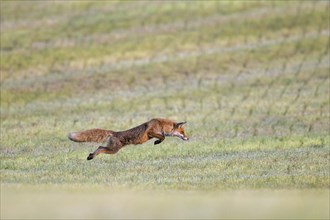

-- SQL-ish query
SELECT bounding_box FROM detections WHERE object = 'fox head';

[172,121,189,141]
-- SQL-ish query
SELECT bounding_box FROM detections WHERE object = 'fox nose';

[184,137,189,141]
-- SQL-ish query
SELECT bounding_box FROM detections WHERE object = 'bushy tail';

[68,129,113,143]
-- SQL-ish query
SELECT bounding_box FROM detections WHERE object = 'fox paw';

[154,140,161,145]
[87,153,94,160]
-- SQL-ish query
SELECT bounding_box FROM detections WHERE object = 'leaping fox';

[68,118,189,160]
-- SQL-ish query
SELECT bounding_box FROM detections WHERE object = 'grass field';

[1,1,329,219]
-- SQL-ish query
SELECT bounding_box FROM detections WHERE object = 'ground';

[1,1,329,219]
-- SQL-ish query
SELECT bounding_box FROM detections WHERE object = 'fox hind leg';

[87,146,119,160]
[87,136,122,160]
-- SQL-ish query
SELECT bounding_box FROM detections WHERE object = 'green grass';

[1,1,329,219]
[1,185,329,219]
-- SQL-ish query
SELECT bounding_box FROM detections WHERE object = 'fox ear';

[175,121,187,128]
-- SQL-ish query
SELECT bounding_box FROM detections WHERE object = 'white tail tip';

[68,132,77,141]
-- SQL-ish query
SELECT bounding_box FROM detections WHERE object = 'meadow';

[1,1,329,219]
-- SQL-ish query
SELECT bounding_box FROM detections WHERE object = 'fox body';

[68,118,189,160]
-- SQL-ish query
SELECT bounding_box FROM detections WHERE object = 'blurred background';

[1,1,329,219]
[1,1,329,139]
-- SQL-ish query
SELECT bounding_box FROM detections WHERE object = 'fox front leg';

[150,132,165,145]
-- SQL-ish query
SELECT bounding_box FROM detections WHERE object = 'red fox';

[68,118,189,160]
